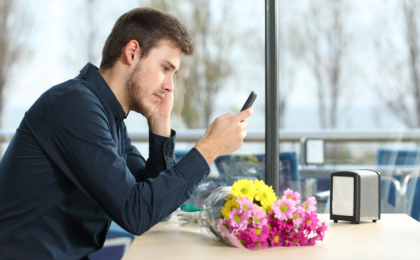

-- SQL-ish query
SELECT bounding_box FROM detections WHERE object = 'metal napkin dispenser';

[330,170,381,224]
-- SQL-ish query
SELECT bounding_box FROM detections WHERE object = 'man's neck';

[99,66,130,116]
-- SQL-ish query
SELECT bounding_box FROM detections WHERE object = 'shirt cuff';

[148,129,176,167]
[174,148,210,190]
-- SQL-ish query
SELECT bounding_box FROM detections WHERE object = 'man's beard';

[126,63,154,116]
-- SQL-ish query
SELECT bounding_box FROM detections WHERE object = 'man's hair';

[100,7,194,69]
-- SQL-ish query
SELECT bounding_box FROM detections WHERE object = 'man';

[0,7,252,260]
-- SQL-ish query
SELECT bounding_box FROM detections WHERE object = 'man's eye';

[163,66,169,72]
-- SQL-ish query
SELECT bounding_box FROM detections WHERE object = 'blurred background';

[4,0,420,257]
[2,0,420,212]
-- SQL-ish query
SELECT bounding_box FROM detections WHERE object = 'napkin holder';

[330,170,381,224]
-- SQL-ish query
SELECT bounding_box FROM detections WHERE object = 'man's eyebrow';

[163,59,178,74]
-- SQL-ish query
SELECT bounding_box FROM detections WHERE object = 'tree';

[373,0,420,128]
[302,0,352,129]
[0,0,29,128]
[140,0,237,128]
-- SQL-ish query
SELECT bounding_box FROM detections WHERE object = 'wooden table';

[122,214,420,260]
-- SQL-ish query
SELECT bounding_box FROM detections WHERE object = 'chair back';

[377,149,420,220]
[378,149,420,166]
[89,222,134,260]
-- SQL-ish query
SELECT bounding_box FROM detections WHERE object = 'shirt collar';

[78,63,126,122]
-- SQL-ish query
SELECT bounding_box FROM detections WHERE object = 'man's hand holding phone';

[195,91,256,165]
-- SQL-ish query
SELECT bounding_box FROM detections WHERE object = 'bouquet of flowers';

[168,179,327,249]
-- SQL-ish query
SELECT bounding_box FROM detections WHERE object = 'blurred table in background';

[299,164,420,179]
[299,164,420,207]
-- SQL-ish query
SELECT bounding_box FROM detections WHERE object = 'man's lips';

[154,94,163,101]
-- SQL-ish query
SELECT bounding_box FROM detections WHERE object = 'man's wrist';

[148,117,171,137]
[194,140,219,165]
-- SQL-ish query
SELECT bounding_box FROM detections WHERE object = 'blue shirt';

[0,63,210,259]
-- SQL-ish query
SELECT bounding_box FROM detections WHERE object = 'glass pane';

[280,0,420,218]
[1,0,265,209]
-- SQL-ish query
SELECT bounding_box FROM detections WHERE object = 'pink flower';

[268,229,286,246]
[308,237,317,245]
[217,219,232,238]
[249,238,269,248]
[251,207,268,228]
[303,212,319,234]
[231,225,247,238]
[282,188,301,204]
[248,225,270,248]
[238,230,252,247]
[291,206,304,227]
[269,218,286,231]
[248,225,270,242]
[316,222,328,241]
[229,208,248,228]
[236,196,254,215]
[272,197,296,221]
[302,196,317,213]
[287,230,308,246]
[284,219,295,233]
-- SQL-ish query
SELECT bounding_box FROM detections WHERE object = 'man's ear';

[123,40,141,65]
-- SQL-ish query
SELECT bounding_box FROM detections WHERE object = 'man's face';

[126,40,181,116]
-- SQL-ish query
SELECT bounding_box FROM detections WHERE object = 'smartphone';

[240,91,257,112]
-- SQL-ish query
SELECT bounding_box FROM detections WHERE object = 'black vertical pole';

[265,0,279,195]
[87,0,94,63]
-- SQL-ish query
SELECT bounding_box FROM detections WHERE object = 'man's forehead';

[154,38,182,53]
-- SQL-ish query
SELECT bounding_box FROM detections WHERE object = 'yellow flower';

[231,179,257,201]
[221,198,239,219]
[265,204,273,213]
[254,179,277,210]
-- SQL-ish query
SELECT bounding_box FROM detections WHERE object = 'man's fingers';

[233,108,253,122]
[217,113,233,120]
[240,120,249,129]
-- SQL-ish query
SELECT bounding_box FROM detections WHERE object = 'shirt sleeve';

[25,89,210,235]
[123,123,177,182]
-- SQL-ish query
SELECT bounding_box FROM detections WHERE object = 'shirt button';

[119,111,125,117]
[166,143,172,149]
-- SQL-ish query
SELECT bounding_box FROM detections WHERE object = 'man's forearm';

[148,117,171,137]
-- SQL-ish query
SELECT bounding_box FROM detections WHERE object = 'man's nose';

[163,75,174,92]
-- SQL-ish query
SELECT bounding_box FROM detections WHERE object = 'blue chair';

[89,222,135,260]
[377,149,420,220]
[279,152,301,194]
